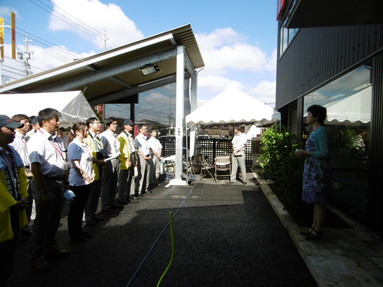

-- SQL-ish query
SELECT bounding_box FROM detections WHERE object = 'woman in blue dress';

[295,105,331,240]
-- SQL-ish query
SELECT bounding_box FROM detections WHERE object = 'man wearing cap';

[27,116,40,137]
[0,115,29,286]
[28,108,71,271]
[117,119,138,204]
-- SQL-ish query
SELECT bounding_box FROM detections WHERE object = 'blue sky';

[1,0,278,120]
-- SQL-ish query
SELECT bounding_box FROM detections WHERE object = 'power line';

[48,0,103,37]
[27,0,103,40]
[28,0,115,49]
[2,0,116,71]
[4,19,78,63]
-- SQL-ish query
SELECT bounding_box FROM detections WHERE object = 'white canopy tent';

[186,87,274,125]
[0,91,98,126]
[325,86,371,124]
[186,87,275,157]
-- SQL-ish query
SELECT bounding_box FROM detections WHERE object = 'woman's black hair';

[68,122,87,145]
[307,105,327,124]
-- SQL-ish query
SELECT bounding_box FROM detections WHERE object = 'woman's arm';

[71,159,93,183]
[311,128,330,159]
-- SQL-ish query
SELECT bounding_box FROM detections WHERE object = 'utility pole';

[0,12,31,83]
[95,31,108,51]
[22,33,33,76]
[0,16,11,84]
[102,31,108,51]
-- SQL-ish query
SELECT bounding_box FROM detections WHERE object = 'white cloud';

[198,75,244,92]
[196,28,274,76]
[202,44,268,75]
[265,49,277,73]
[22,44,95,73]
[49,0,144,49]
[195,28,276,102]
[0,6,17,17]
[196,27,244,50]
[251,81,276,106]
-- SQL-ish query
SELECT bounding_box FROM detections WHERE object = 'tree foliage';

[259,125,304,196]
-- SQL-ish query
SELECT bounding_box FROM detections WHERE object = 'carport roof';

[0,24,204,106]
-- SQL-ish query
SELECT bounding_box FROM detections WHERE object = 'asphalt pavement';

[9,176,317,287]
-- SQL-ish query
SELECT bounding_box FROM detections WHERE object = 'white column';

[169,45,187,186]
[189,75,198,158]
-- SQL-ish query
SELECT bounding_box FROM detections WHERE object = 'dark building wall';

[368,53,383,234]
[276,22,383,238]
[276,25,383,109]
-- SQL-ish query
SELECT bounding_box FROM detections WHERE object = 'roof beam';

[38,48,178,92]
[184,53,196,77]
[0,33,176,93]
[88,75,177,106]
[108,76,131,88]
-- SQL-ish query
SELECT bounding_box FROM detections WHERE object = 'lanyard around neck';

[40,130,64,159]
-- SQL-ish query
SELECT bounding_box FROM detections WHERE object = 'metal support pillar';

[169,45,187,186]
[189,75,198,158]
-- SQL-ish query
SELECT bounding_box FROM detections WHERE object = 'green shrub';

[259,125,304,198]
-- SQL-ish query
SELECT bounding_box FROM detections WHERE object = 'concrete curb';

[253,171,383,287]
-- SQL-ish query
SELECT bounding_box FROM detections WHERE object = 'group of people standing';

[0,108,163,286]
[0,103,332,287]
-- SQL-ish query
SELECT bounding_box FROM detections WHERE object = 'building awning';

[0,24,204,106]
[285,0,382,28]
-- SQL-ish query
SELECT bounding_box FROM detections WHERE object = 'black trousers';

[0,206,19,287]
[67,185,90,240]
[30,177,64,261]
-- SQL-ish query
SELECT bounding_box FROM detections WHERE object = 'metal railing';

[160,138,253,167]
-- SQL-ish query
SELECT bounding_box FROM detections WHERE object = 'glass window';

[303,65,371,220]
[278,1,300,57]
[104,82,191,136]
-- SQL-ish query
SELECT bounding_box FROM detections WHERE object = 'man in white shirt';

[135,124,152,195]
[10,114,31,171]
[10,114,33,235]
[28,108,70,271]
[99,117,121,212]
[230,126,248,184]
[147,129,162,188]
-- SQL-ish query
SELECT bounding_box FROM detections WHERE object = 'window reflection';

[303,65,371,220]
